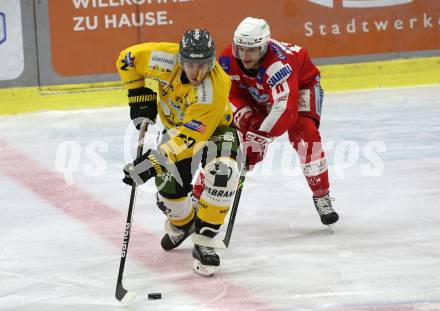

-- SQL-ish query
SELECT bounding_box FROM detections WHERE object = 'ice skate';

[192,244,220,277]
[313,193,339,231]
[161,219,195,251]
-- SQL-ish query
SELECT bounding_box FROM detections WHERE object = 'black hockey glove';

[123,149,166,186]
[123,149,181,186]
[128,87,158,130]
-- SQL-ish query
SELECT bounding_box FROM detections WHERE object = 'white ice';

[1,85,439,311]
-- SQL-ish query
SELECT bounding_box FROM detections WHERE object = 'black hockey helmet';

[178,29,216,70]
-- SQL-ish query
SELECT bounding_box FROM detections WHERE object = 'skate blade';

[328,224,335,234]
[193,259,219,277]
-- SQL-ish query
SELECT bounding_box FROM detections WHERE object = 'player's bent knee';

[197,157,240,225]
[156,193,194,227]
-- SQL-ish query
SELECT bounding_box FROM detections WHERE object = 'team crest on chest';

[266,62,292,87]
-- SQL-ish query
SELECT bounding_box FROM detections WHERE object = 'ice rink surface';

[1,85,439,311]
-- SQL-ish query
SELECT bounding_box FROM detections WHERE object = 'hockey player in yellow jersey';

[116,29,241,276]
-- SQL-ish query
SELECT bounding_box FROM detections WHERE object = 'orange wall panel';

[48,0,440,76]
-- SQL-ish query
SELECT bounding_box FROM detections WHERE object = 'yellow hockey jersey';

[116,42,233,162]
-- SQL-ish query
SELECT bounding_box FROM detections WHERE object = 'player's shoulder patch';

[196,76,213,104]
[120,51,135,71]
[149,51,177,73]
[219,56,231,73]
[266,61,293,88]
[269,41,287,61]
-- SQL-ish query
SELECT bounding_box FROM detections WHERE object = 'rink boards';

[1,56,440,115]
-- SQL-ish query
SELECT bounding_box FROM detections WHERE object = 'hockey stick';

[115,121,148,302]
[222,170,246,248]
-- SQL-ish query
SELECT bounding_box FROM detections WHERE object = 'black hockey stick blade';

[116,280,138,302]
[115,280,128,301]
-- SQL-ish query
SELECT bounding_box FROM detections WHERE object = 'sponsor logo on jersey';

[210,133,236,143]
[184,96,192,109]
[230,75,240,81]
[169,99,184,121]
[183,120,206,133]
[203,186,236,198]
[149,51,176,72]
[120,51,134,70]
[219,56,230,73]
[153,78,170,87]
[298,89,311,112]
[196,77,213,104]
[303,158,328,177]
[156,198,172,215]
[0,13,6,45]
[307,0,412,8]
[267,63,292,87]
[169,99,180,111]
[177,111,184,121]
[269,42,287,60]
[248,87,269,103]
[207,161,234,187]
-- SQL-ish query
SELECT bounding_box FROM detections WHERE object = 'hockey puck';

[147,293,162,300]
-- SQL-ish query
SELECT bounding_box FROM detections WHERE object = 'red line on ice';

[0,140,273,311]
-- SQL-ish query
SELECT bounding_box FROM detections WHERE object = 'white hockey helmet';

[233,17,271,58]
